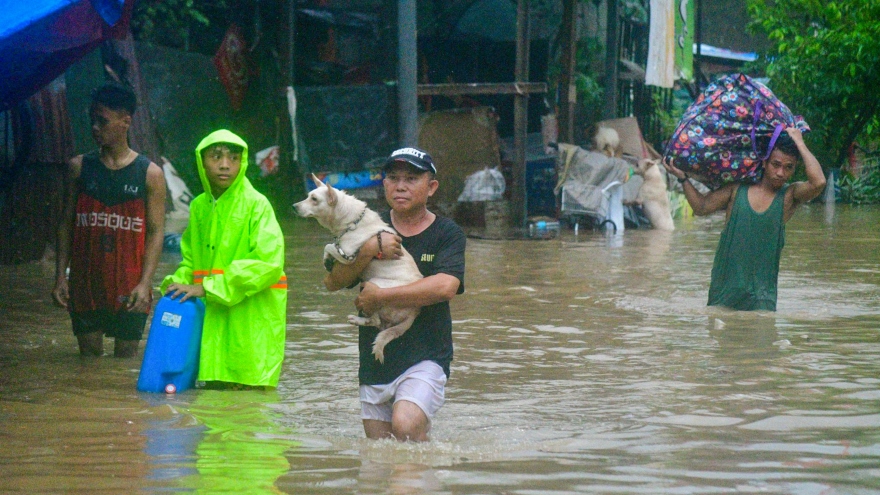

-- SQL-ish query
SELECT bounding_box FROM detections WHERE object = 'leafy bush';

[132,0,230,52]
[747,0,880,173]
[838,156,880,204]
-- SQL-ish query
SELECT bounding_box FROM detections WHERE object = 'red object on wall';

[213,24,249,111]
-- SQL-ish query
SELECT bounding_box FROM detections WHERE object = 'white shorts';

[359,361,447,423]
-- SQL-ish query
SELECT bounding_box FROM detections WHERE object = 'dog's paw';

[372,344,385,364]
[348,315,369,326]
[372,331,397,363]
[348,314,381,326]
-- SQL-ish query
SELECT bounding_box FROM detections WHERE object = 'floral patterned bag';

[663,73,809,189]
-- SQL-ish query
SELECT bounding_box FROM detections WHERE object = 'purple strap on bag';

[751,100,785,160]
[764,125,785,160]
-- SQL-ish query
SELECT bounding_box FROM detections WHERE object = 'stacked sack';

[664,73,809,190]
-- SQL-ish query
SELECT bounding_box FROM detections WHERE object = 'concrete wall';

[701,1,769,54]
[65,43,293,202]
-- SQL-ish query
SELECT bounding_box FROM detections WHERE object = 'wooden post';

[417,82,546,96]
[558,0,577,144]
[511,0,530,228]
[288,0,296,86]
[603,0,619,119]
[398,0,418,147]
[694,0,703,90]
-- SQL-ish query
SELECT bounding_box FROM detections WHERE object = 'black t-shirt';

[70,151,151,312]
[358,212,466,385]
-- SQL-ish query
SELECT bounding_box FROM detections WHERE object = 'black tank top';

[69,151,151,312]
[77,151,150,205]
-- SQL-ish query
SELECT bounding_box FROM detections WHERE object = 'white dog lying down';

[293,174,423,363]
[633,158,675,231]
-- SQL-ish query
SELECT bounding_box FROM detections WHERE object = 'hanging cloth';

[646,0,676,88]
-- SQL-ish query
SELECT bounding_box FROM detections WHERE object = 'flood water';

[1,204,879,494]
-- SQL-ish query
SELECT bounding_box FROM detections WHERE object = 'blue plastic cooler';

[137,296,205,393]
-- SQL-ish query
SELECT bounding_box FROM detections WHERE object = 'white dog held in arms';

[633,158,675,231]
[293,174,423,362]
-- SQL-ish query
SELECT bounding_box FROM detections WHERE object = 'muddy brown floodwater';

[1,203,879,494]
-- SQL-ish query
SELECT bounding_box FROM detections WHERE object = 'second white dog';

[633,158,675,231]
[594,126,622,157]
[293,174,423,363]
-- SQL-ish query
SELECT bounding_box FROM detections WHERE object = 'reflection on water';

[138,390,298,493]
[1,204,879,494]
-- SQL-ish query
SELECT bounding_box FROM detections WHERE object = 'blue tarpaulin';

[0,0,132,111]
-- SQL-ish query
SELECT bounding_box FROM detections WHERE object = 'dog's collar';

[336,207,366,239]
[332,207,368,262]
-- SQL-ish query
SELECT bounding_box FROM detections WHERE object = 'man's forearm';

[789,134,826,204]
[55,175,75,282]
[55,217,73,282]
[681,180,711,216]
[55,238,70,282]
[324,237,381,291]
[369,274,460,309]
[139,230,164,286]
[799,142,825,187]
[324,252,373,291]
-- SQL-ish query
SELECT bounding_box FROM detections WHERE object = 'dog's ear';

[310,173,324,188]
[326,183,338,207]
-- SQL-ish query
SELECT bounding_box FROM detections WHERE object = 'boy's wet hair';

[772,133,800,160]
[759,132,801,161]
[201,142,244,158]
[90,82,137,116]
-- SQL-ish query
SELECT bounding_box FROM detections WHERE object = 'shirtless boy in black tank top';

[53,82,166,357]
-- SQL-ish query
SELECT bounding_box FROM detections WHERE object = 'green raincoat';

[161,130,287,387]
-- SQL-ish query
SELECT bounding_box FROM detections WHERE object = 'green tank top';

[708,183,788,311]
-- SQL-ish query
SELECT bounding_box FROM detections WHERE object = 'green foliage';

[838,159,880,205]
[746,0,880,173]
[652,90,688,142]
[132,0,230,50]
[547,34,605,125]
[621,0,649,24]
[572,36,605,117]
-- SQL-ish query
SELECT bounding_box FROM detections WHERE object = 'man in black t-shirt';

[324,147,466,442]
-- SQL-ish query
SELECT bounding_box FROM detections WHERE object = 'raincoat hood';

[195,129,249,198]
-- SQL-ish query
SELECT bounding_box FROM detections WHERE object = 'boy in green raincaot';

[162,129,287,388]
